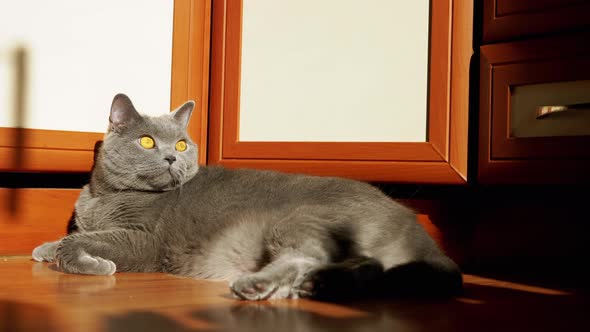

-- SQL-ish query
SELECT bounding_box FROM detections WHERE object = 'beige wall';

[0,0,173,133]
[239,0,430,142]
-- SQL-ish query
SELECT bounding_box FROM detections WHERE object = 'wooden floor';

[0,257,588,332]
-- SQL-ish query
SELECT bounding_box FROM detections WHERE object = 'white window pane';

[239,0,429,142]
[0,0,173,132]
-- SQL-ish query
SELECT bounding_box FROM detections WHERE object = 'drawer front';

[479,33,590,184]
[510,80,590,138]
[483,0,590,43]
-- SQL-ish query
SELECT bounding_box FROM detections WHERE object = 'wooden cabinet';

[207,0,473,184]
[479,1,590,184]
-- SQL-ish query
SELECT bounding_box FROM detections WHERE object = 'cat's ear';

[170,100,195,128]
[109,93,141,132]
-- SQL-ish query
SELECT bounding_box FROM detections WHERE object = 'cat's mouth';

[133,167,180,191]
[137,161,196,191]
[164,165,186,190]
[168,168,180,186]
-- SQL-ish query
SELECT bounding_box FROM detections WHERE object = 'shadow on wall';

[4,46,28,216]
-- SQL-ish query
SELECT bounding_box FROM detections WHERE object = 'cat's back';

[181,166,386,209]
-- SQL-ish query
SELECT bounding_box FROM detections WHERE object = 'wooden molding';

[207,0,227,165]
[219,0,450,162]
[218,159,466,184]
[0,129,103,172]
[427,0,453,160]
[449,0,472,180]
[224,142,445,162]
[208,0,471,183]
[171,0,212,165]
[0,188,79,256]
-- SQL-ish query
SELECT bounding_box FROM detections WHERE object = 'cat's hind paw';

[294,257,384,300]
[230,275,278,301]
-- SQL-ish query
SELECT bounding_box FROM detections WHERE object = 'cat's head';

[97,93,199,191]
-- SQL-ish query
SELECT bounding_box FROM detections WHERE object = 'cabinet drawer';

[479,33,590,184]
[483,0,590,43]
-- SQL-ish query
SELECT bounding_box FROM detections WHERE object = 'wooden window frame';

[0,0,211,172]
[208,0,471,183]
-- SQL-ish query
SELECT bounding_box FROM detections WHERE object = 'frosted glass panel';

[239,0,429,142]
[0,0,173,132]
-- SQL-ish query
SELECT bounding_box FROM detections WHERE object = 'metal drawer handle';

[536,102,590,119]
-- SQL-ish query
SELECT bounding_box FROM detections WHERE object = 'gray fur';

[32,94,461,300]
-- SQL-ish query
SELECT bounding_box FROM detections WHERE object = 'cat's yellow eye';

[175,140,187,152]
[139,136,155,149]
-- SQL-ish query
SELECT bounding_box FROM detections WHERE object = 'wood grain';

[217,159,466,184]
[0,189,79,256]
[223,142,445,161]
[448,0,473,181]
[0,128,103,150]
[0,257,588,332]
[207,0,227,165]
[427,0,452,159]
[0,129,102,172]
[0,148,95,173]
[170,0,212,165]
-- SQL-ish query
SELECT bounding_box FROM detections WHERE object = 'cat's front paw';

[230,275,278,301]
[32,241,60,262]
[57,250,117,276]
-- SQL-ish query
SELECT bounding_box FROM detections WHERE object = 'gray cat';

[32,94,462,300]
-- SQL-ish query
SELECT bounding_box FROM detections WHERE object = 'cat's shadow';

[104,279,589,332]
